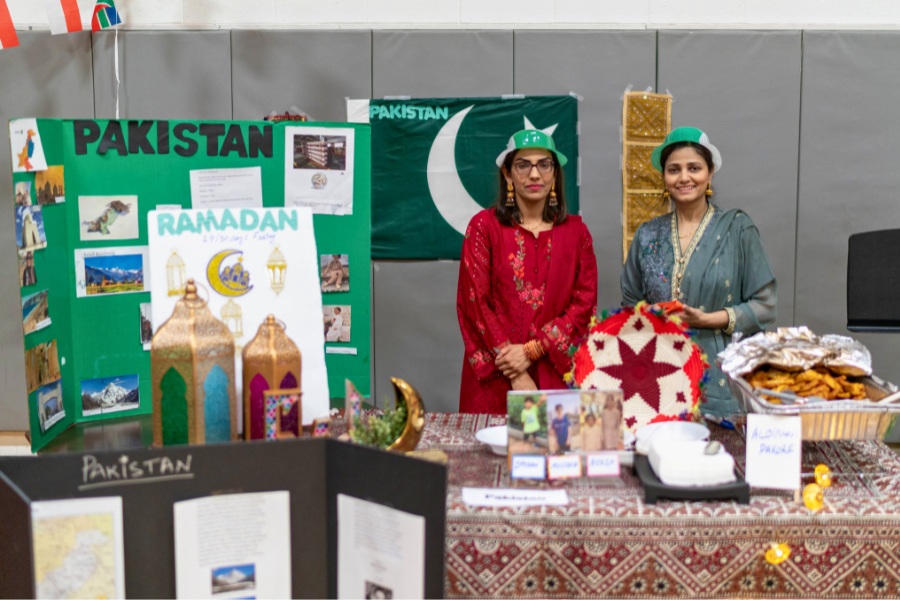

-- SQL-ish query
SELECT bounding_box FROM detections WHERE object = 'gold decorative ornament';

[506,181,515,206]
[267,245,287,295]
[387,377,426,453]
[151,279,237,445]
[242,315,302,440]
[803,482,825,511]
[165,250,187,297]
[814,464,833,488]
[764,543,791,565]
[705,183,714,197]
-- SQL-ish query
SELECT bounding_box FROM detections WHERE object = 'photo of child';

[506,392,548,455]
[544,391,581,454]
[578,390,625,453]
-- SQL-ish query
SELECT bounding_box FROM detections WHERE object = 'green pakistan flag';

[368,96,579,259]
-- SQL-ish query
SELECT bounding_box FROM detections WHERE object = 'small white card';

[585,452,621,477]
[461,488,569,507]
[547,454,582,480]
[745,414,802,490]
[510,454,547,480]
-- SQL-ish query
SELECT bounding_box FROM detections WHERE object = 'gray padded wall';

[0,32,95,430]
[514,31,657,311]
[231,30,373,122]
[798,31,900,388]
[93,31,232,119]
[371,31,513,411]
[657,31,801,331]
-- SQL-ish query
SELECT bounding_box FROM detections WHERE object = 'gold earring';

[662,190,671,201]
[549,183,558,207]
[705,184,713,197]
[506,182,514,206]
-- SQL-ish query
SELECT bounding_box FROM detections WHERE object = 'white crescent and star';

[426,108,559,235]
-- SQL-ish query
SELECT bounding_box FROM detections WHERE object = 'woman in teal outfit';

[620,127,777,417]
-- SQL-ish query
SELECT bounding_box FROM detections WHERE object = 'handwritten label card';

[547,454,582,480]
[586,452,621,477]
[510,454,547,480]
[745,414,801,489]
[461,488,569,507]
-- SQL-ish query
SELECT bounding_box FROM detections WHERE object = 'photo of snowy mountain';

[81,374,140,416]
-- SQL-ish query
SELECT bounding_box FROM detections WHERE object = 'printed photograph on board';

[323,305,351,342]
[545,390,582,455]
[365,581,394,599]
[14,180,32,206]
[139,303,153,349]
[320,253,349,292]
[74,246,149,298]
[22,288,51,335]
[25,340,61,395]
[16,205,47,254]
[578,389,625,452]
[292,134,347,170]
[79,195,139,241]
[210,563,256,595]
[37,381,65,433]
[81,374,140,416]
[507,391,549,456]
[35,165,65,204]
[18,251,37,287]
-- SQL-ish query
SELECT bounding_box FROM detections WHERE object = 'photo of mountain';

[81,374,140,416]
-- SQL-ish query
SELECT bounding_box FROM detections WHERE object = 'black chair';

[847,229,900,332]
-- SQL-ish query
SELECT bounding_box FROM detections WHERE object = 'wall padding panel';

[798,31,900,390]
[372,30,514,98]
[231,30,372,122]
[514,30,657,311]
[370,31,515,412]
[92,31,233,120]
[658,30,801,332]
[0,31,95,430]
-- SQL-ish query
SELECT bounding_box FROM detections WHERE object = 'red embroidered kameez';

[457,209,598,414]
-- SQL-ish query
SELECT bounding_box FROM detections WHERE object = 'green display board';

[11,119,371,452]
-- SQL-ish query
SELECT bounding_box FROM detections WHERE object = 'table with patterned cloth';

[415,412,900,599]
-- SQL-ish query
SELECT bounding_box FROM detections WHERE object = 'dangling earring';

[705,183,713,197]
[506,181,514,207]
[662,190,671,201]
[549,183,558,207]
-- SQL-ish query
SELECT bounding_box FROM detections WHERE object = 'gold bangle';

[723,307,737,335]
[525,339,545,362]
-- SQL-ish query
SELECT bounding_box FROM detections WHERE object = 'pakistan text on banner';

[349,96,579,260]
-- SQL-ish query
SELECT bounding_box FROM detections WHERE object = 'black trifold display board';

[0,438,447,599]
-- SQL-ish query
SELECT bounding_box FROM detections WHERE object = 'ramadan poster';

[147,207,328,425]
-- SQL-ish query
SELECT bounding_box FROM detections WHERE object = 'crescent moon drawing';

[426,105,484,235]
[207,249,253,297]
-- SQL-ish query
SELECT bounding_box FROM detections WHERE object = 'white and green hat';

[495,129,568,168]
[651,127,722,172]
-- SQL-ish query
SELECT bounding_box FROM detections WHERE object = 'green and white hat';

[651,127,722,173]
[495,129,568,167]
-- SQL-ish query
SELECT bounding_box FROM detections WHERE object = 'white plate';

[475,425,508,456]
[634,421,709,455]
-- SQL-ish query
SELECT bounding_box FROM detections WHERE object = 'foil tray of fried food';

[745,366,867,403]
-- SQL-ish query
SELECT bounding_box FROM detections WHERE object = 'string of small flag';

[0,0,123,50]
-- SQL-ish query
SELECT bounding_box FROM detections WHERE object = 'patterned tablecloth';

[415,413,900,599]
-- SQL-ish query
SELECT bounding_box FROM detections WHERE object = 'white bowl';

[475,425,508,456]
[634,421,708,455]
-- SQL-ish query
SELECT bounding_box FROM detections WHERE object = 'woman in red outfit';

[457,129,598,414]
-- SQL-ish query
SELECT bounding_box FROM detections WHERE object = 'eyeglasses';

[512,158,555,176]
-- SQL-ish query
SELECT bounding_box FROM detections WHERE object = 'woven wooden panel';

[622,91,672,260]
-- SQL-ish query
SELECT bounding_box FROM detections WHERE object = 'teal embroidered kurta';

[621,204,777,416]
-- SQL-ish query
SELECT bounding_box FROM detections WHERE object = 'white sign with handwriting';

[510,454,547,480]
[461,488,569,507]
[586,452,621,477]
[547,454,582,480]
[745,413,801,489]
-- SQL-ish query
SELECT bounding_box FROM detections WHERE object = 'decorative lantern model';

[151,279,237,446]
[267,246,287,295]
[242,315,302,440]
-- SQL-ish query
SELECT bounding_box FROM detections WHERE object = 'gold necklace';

[670,203,714,300]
